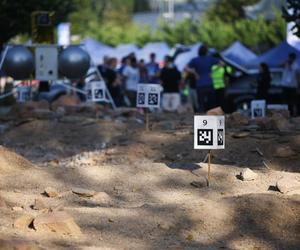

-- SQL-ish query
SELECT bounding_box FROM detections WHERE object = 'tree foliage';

[206,0,260,23]
[0,0,77,46]
[69,0,135,40]
[282,0,300,37]
[0,0,286,52]
[157,10,286,52]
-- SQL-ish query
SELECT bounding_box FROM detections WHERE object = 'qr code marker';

[217,129,224,146]
[197,129,213,146]
[94,89,104,99]
[138,93,146,105]
[148,93,158,105]
[254,108,263,117]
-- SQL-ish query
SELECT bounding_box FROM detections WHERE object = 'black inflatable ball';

[59,46,90,79]
[3,46,34,80]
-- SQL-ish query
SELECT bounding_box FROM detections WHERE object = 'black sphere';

[59,46,90,79]
[3,46,34,80]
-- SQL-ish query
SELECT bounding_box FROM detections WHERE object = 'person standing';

[256,63,271,101]
[160,56,182,112]
[186,45,218,112]
[122,57,140,107]
[281,53,299,116]
[211,59,232,109]
[139,59,148,83]
[146,53,160,83]
[184,71,199,112]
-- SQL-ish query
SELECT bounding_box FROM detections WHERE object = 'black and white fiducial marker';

[251,100,266,119]
[16,86,31,103]
[86,80,107,102]
[137,84,162,131]
[194,115,225,186]
[136,84,161,109]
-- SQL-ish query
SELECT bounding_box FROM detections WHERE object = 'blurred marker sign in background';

[251,100,266,119]
[194,116,225,150]
[86,81,106,102]
[136,84,161,108]
[16,86,30,103]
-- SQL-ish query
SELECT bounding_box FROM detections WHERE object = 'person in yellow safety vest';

[211,60,232,109]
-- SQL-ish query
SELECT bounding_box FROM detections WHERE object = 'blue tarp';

[246,41,300,70]
[222,41,257,67]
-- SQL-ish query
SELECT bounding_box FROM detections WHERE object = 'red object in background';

[19,80,39,87]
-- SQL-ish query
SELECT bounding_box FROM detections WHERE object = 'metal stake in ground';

[207,150,212,186]
[194,115,225,187]
[145,108,149,131]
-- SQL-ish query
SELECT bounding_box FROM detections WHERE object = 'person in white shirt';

[281,53,299,115]
[122,57,140,107]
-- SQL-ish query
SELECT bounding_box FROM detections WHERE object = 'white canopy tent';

[137,42,170,63]
[82,37,115,65]
[175,43,202,71]
[113,44,140,61]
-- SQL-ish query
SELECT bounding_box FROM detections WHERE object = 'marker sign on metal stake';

[137,84,161,108]
[194,116,225,150]
[86,81,106,102]
[251,100,266,119]
[16,86,31,103]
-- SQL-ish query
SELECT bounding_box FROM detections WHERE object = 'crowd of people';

[95,45,234,113]
[256,52,300,116]
[2,44,298,115]
[95,44,300,115]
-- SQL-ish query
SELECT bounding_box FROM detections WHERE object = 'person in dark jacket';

[186,45,219,112]
[160,56,181,111]
[256,63,271,101]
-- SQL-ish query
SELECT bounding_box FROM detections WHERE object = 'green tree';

[0,0,78,47]
[70,0,135,39]
[206,0,260,23]
[282,0,300,37]
[155,9,285,52]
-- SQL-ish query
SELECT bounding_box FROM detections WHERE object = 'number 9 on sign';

[194,115,225,150]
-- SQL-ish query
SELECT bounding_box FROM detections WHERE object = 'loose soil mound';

[0,146,35,174]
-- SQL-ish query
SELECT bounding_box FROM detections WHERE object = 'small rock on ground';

[72,187,96,197]
[191,177,208,188]
[33,211,82,236]
[239,168,258,181]
[232,132,250,139]
[92,192,113,204]
[13,214,34,230]
[276,177,300,194]
[44,187,59,198]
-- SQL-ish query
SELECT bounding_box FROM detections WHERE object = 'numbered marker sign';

[86,81,106,102]
[137,84,161,108]
[251,100,266,119]
[16,86,30,103]
[194,116,225,150]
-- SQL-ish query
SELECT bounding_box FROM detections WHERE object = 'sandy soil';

[0,111,299,250]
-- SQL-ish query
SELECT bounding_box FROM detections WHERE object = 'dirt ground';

[0,109,299,250]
